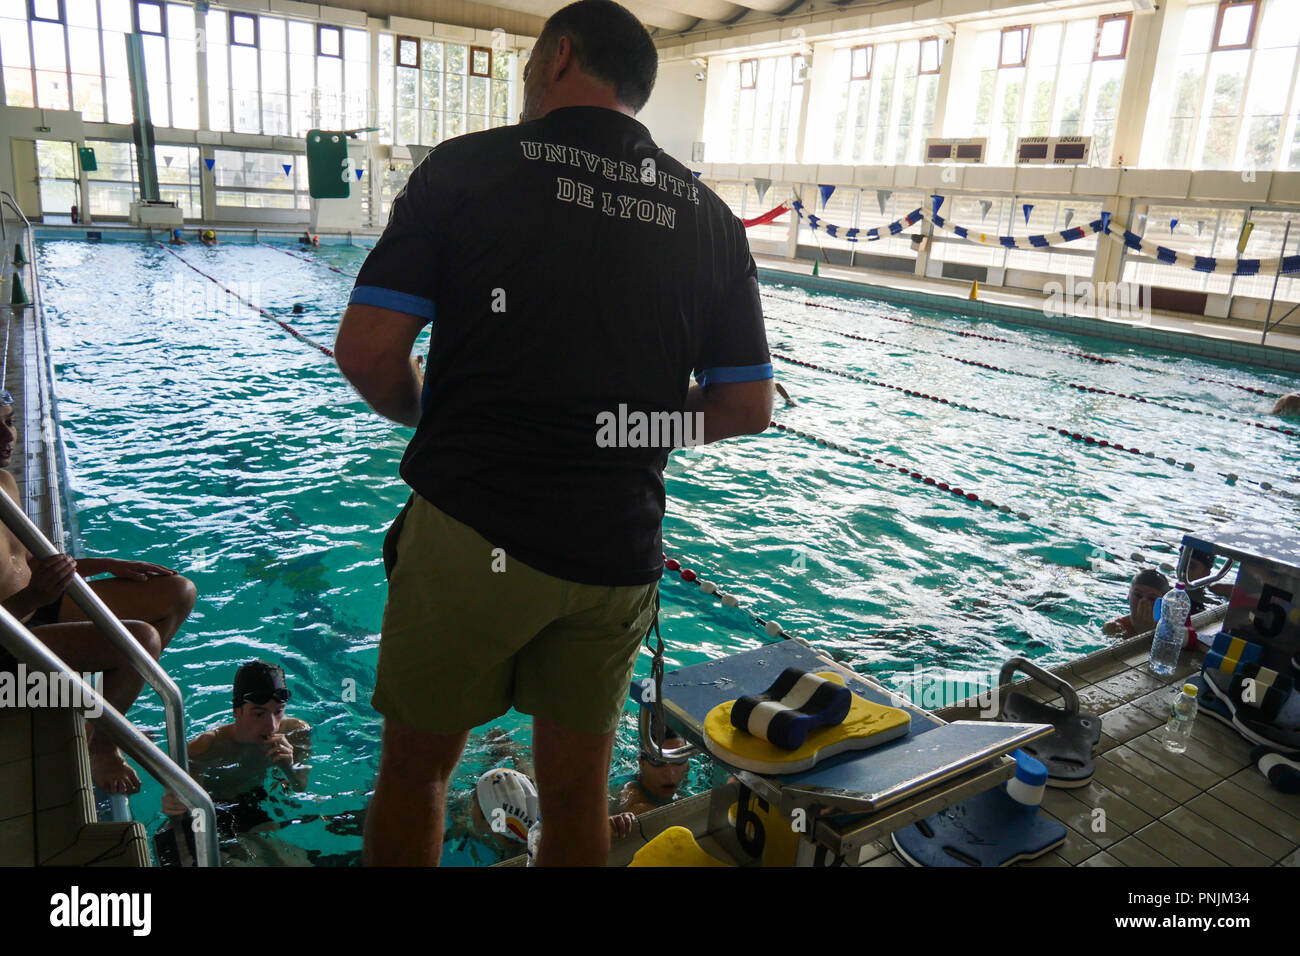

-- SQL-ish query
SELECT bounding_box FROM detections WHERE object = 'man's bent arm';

[336,303,429,427]
[683,379,773,444]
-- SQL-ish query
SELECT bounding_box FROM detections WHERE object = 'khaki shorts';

[372,494,660,736]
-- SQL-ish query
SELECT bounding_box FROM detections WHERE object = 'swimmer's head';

[202,229,216,240]
[171,228,182,239]
[0,391,14,468]
[1128,568,1169,628]
[1187,547,1215,580]
[232,660,290,741]
[473,768,539,843]
[638,733,689,799]
[1272,393,1300,417]
[522,0,657,122]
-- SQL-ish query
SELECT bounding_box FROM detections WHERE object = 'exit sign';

[35,125,51,132]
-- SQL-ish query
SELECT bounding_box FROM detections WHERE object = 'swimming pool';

[34,236,1300,865]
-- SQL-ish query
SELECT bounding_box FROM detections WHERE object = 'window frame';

[919,36,941,75]
[396,34,420,69]
[28,0,64,24]
[1094,12,1131,61]
[316,24,342,59]
[850,44,872,80]
[469,44,491,77]
[739,58,757,89]
[229,12,259,49]
[1212,0,1259,52]
[999,25,1030,68]
[133,0,164,35]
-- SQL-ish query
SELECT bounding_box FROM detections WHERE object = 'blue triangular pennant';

[282,163,292,176]
[692,171,701,178]
[931,194,944,217]
[1100,211,1111,234]
[1170,217,1179,233]
[355,167,364,180]
[876,189,892,215]
[818,184,835,208]
[1022,203,1033,224]
[204,157,215,171]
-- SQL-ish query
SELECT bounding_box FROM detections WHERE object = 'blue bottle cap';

[1011,749,1048,786]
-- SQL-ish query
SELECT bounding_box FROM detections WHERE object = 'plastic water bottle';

[1163,683,1199,753]
[1149,583,1191,676]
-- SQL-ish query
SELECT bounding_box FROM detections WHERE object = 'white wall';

[0,106,86,212]
[638,59,706,165]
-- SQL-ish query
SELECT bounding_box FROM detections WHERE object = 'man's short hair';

[534,0,658,112]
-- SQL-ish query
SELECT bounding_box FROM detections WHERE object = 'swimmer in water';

[617,732,690,815]
[169,228,187,245]
[1272,393,1300,417]
[156,660,311,864]
[199,229,219,247]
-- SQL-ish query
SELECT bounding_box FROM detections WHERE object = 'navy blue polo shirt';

[351,106,771,586]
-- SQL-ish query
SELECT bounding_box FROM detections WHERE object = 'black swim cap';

[1131,569,1169,594]
[233,660,290,708]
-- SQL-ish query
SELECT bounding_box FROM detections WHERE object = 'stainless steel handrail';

[0,488,190,769]
[0,604,218,866]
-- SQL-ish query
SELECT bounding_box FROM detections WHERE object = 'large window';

[961,14,1130,165]
[212,148,308,210]
[1155,0,1300,170]
[714,52,806,163]
[377,34,512,146]
[826,38,942,165]
[85,137,135,216]
[203,11,366,136]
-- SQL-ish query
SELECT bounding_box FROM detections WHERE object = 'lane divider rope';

[157,243,335,359]
[771,351,1294,500]
[267,243,359,278]
[661,549,798,644]
[763,289,1280,399]
[768,312,1297,438]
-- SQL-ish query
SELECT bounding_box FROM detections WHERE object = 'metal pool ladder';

[0,207,219,866]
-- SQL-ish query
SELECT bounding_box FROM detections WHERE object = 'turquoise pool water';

[35,238,1300,866]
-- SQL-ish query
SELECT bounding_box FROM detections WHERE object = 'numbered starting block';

[635,640,1052,866]
[1181,525,1300,673]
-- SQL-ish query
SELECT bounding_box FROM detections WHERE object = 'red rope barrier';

[742,203,790,228]
[156,244,335,359]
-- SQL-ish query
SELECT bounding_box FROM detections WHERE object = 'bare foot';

[89,746,141,794]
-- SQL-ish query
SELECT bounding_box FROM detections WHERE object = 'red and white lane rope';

[661,550,796,643]
[769,312,1298,438]
[267,243,359,278]
[771,352,1206,470]
[768,419,1035,520]
[773,351,1296,500]
[762,289,1282,399]
[157,244,335,359]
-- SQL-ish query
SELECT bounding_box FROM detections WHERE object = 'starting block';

[639,640,1051,865]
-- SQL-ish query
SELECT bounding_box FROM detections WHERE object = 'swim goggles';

[242,688,290,705]
[639,749,689,768]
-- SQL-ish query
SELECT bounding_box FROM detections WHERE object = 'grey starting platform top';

[1183,526,1300,576]
[653,640,1050,845]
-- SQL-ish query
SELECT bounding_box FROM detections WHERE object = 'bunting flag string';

[789,190,1300,277]
[790,199,922,241]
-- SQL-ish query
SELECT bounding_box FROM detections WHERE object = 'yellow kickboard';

[704,671,911,774]
[628,826,733,868]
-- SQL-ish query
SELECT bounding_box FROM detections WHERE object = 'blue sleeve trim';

[349,285,436,321]
[695,363,774,387]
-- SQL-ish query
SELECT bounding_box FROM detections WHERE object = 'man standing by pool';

[336,0,772,866]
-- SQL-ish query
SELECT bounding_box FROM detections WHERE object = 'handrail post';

[0,490,189,770]
[0,604,219,866]
[1261,220,1292,346]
